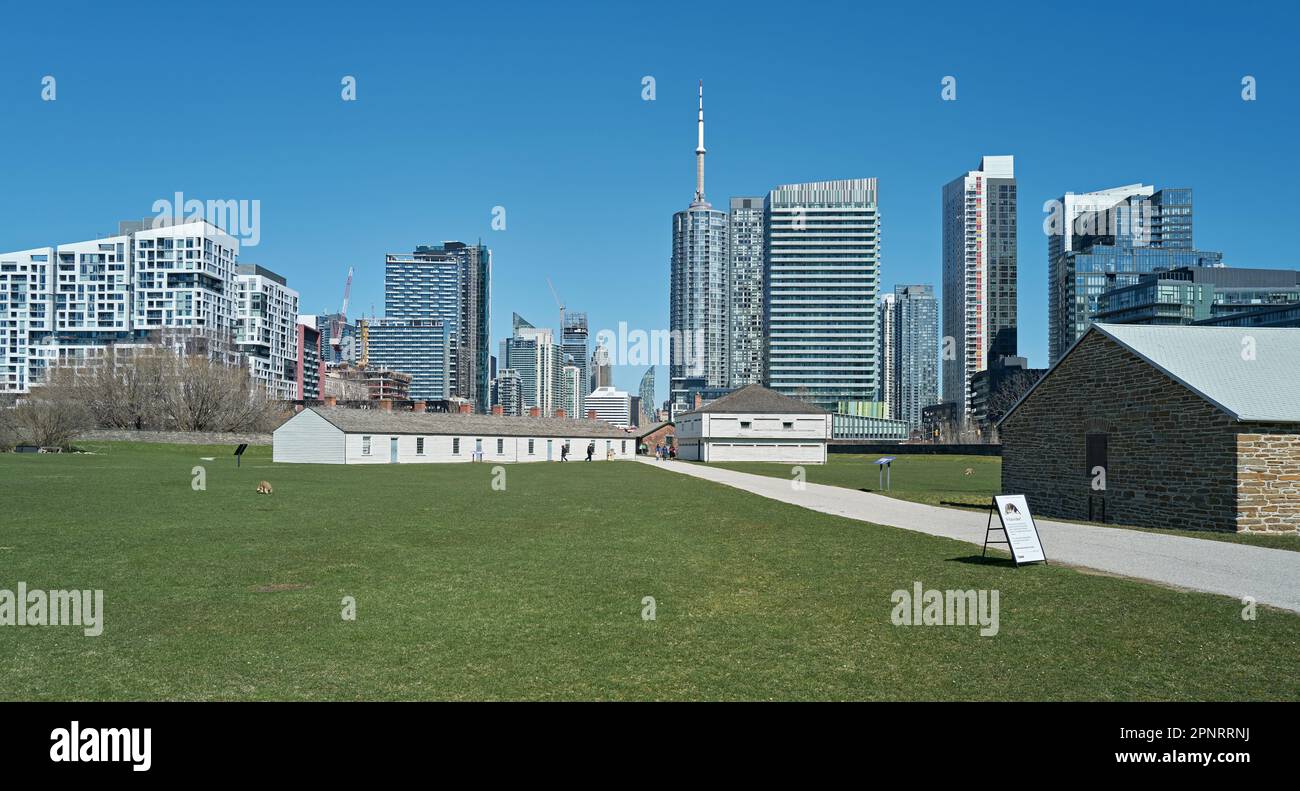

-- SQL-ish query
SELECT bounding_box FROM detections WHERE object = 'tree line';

[1,348,289,450]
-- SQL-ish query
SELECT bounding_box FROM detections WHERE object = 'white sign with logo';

[992,494,1047,565]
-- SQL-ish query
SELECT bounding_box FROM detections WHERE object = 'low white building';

[274,407,635,464]
[675,384,831,463]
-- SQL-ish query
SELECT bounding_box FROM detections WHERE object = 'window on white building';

[496,438,504,454]
[416,437,425,455]
[452,438,460,454]
[362,436,371,455]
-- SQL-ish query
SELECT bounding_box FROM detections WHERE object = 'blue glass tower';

[1048,186,1221,363]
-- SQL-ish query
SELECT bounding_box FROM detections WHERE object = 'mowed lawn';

[712,453,1001,509]
[1,443,1297,701]
[711,454,1300,552]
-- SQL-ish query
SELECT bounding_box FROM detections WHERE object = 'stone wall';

[1236,427,1300,533]
[75,429,272,446]
[1001,331,1241,533]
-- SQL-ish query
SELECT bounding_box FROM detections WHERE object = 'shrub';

[13,398,90,449]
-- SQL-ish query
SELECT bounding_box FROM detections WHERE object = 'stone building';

[634,421,675,454]
[999,324,1299,534]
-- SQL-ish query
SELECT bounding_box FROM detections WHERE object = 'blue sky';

[2,1,1296,404]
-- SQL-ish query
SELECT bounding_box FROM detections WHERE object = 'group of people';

[644,442,674,461]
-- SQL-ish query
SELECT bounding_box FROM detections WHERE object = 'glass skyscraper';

[890,284,939,430]
[1047,186,1221,363]
[941,156,1016,415]
[669,82,729,392]
[389,241,491,411]
[727,196,765,387]
[561,311,589,415]
[494,368,523,416]
[1097,265,1300,326]
[763,178,880,410]
[877,292,897,417]
[560,364,580,417]
[638,366,656,424]
[499,313,563,412]
[365,318,450,400]
[384,250,460,402]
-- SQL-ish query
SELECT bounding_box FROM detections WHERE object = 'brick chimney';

[586,409,598,420]
[379,399,393,412]
[553,409,566,418]
[323,396,337,408]
[491,405,504,416]
[458,403,472,414]
[528,406,541,418]
[412,401,426,413]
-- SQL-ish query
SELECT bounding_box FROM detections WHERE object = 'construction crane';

[330,267,354,358]
[547,277,564,336]
[340,267,353,320]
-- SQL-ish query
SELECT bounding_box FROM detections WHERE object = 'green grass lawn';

[710,454,1300,552]
[1,442,1297,701]
[711,453,1001,509]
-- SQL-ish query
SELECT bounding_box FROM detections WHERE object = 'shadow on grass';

[947,554,1017,568]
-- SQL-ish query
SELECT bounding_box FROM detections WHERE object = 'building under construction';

[325,363,412,402]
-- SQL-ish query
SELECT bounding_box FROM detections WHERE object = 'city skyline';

[2,2,1298,723]
[3,3,1297,405]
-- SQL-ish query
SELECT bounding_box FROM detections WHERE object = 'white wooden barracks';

[674,384,832,464]
[274,407,633,464]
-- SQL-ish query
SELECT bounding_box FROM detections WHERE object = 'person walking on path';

[585,441,595,462]
[560,443,569,462]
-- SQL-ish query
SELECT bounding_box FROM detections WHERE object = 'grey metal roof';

[1001,324,1300,425]
[681,384,829,416]
[307,407,630,438]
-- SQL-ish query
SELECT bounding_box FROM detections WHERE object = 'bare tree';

[164,355,286,432]
[35,344,291,436]
[0,407,19,451]
[13,396,90,449]
[43,348,170,430]
[165,355,228,431]
[986,369,1042,427]
[219,373,290,432]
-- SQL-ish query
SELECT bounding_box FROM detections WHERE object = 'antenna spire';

[693,80,707,205]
